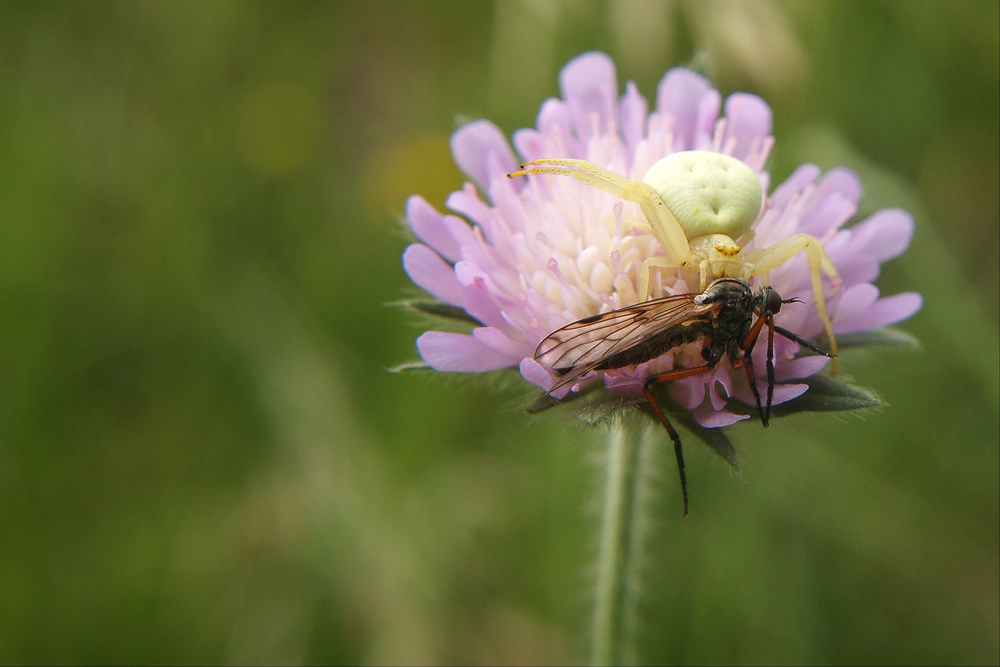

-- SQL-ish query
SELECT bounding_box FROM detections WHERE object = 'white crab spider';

[508,150,841,369]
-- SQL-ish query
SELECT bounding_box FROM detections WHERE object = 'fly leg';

[643,365,714,516]
[736,311,775,426]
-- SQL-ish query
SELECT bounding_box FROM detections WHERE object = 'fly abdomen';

[594,322,707,370]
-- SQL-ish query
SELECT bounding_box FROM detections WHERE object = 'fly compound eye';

[765,287,783,314]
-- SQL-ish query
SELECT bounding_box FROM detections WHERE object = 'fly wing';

[535,293,716,393]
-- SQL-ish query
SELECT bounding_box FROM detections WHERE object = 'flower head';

[402,52,921,429]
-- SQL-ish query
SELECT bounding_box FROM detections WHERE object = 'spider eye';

[765,287,783,314]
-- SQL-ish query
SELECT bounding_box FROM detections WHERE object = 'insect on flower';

[535,277,834,516]
[509,150,843,370]
[404,53,921,520]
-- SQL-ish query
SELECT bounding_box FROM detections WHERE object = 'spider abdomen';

[642,151,762,241]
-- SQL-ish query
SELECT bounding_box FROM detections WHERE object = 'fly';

[535,278,835,516]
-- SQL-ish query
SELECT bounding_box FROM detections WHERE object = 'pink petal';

[827,231,880,284]
[512,127,546,163]
[559,51,619,145]
[407,196,469,262]
[520,357,569,397]
[722,93,773,162]
[671,372,707,409]
[619,80,648,160]
[454,261,524,333]
[450,120,518,190]
[457,284,506,332]
[454,259,496,290]
[799,187,857,238]
[692,404,748,428]
[769,382,809,405]
[498,307,535,344]
[417,331,515,372]
[819,167,862,204]
[770,164,821,209]
[708,366,735,410]
[473,326,530,359]
[402,244,463,306]
[708,383,728,411]
[834,292,923,335]
[774,355,831,382]
[732,377,809,409]
[603,370,644,399]
[447,182,493,227]
[535,98,576,156]
[692,89,723,150]
[833,283,880,326]
[656,68,716,149]
[847,208,915,262]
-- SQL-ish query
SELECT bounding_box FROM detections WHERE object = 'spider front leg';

[630,256,690,303]
[509,159,693,296]
[745,233,842,372]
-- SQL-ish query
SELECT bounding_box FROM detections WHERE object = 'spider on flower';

[509,150,842,370]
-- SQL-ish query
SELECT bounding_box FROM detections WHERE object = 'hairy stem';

[592,415,653,666]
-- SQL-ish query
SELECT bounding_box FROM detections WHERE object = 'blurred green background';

[0,1,997,664]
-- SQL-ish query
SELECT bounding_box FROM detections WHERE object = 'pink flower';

[402,52,921,428]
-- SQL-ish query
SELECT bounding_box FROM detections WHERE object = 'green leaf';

[386,360,432,373]
[750,374,883,419]
[526,381,607,415]
[391,299,483,326]
[834,326,920,349]
[791,326,920,357]
[667,407,739,470]
[527,392,565,414]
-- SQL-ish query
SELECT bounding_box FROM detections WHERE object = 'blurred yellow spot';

[236,82,321,175]
[361,133,463,219]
